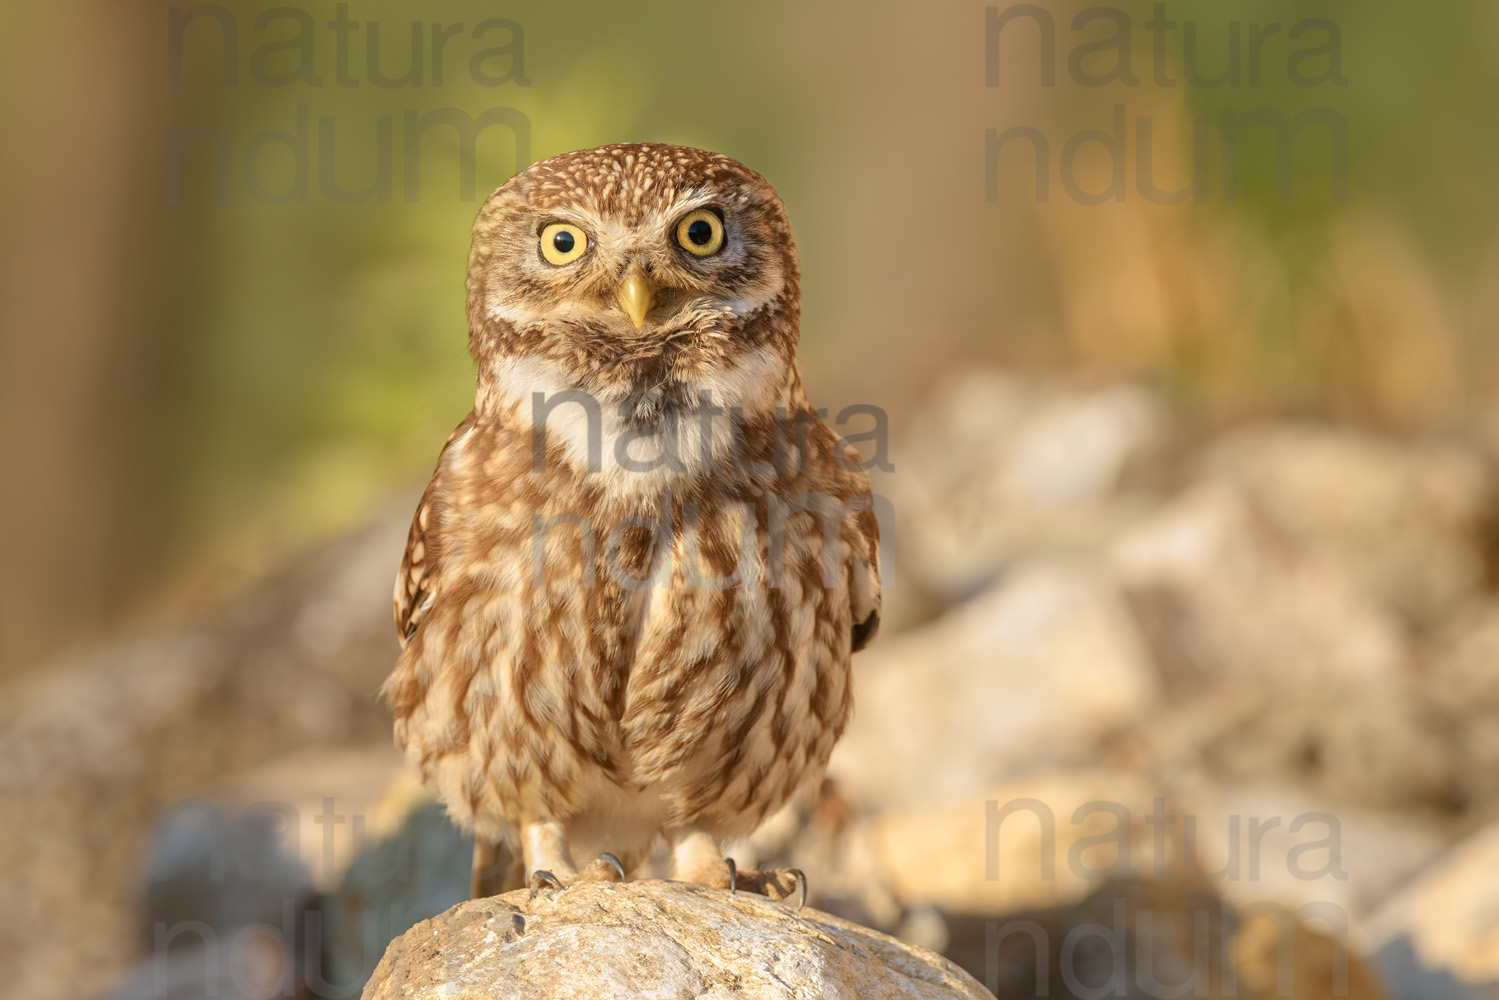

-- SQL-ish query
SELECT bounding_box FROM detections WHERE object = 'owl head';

[465,144,803,423]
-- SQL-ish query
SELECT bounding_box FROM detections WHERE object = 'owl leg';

[470,838,523,898]
[667,823,807,906]
[667,824,729,886]
[521,820,627,889]
[522,819,577,887]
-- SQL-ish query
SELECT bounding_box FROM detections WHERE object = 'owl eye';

[540,222,588,265]
[675,209,725,257]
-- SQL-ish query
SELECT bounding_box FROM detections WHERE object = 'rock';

[942,875,1391,1000]
[1360,820,1499,990]
[1423,602,1499,815]
[997,381,1165,506]
[887,371,1168,602]
[361,880,990,999]
[1111,480,1407,696]
[945,877,1236,1000]
[1425,601,1499,715]
[213,743,409,891]
[868,771,1159,916]
[321,799,477,994]
[1233,906,1393,1000]
[205,743,407,893]
[104,805,316,1000]
[0,507,411,1000]
[867,772,1447,928]
[104,937,299,1000]
[1369,936,1497,1000]
[140,800,316,945]
[103,774,480,1000]
[1173,785,1448,921]
[1203,423,1497,629]
[829,562,1158,811]
[1106,686,1462,815]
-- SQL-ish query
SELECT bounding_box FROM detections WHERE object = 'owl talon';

[788,867,808,910]
[708,863,805,906]
[530,870,564,890]
[598,852,627,882]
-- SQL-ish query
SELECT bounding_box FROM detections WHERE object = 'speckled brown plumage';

[384,143,881,897]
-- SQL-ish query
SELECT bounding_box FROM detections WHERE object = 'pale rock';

[866,773,1445,924]
[869,770,1159,916]
[1111,480,1407,695]
[1423,602,1499,814]
[829,563,1159,811]
[1360,820,1499,989]
[1177,785,1448,922]
[0,507,412,1000]
[888,371,1168,600]
[1204,423,1496,628]
[361,880,990,999]
[1425,601,1499,714]
[1109,686,1460,815]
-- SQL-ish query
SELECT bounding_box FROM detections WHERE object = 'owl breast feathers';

[383,143,881,894]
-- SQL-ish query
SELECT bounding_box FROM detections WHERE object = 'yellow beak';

[616,263,655,329]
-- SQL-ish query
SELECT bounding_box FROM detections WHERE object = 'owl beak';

[616,263,655,329]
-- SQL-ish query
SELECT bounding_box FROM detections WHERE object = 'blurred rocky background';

[3,0,1498,998]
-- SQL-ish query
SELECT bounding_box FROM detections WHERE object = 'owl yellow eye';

[540,222,588,265]
[675,209,725,257]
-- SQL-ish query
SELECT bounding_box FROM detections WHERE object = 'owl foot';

[590,852,629,882]
[732,863,808,908]
[529,869,564,890]
[666,825,807,907]
[687,858,807,907]
[528,853,628,891]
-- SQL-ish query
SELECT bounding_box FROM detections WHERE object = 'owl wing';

[394,414,476,647]
[394,488,438,647]
[848,500,882,652]
[838,443,882,652]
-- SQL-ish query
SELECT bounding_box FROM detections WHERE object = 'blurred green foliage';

[1162,0,1499,270]
[164,1,802,567]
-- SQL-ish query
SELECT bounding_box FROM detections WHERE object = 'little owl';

[385,143,882,901]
